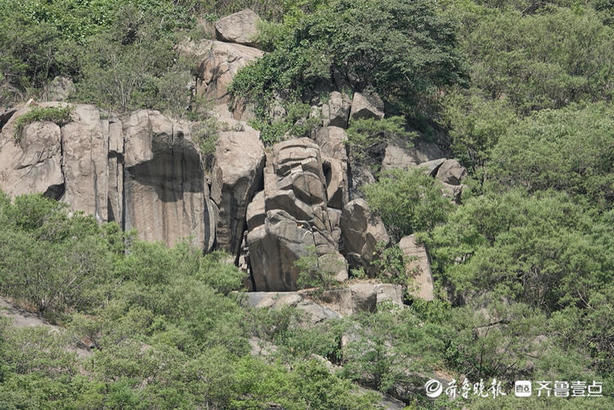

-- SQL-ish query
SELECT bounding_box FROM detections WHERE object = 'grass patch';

[14,106,73,142]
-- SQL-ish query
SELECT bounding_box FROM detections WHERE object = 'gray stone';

[322,91,351,128]
[215,9,261,46]
[350,92,384,121]
[340,199,389,273]
[211,127,265,257]
[399,235,434,301]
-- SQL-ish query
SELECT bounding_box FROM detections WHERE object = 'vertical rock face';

[123,110,215,250]
[340,199,389,274]
[210,126,265,258]
[399,234,434,301]
[0,104,217,253]
[62,105,109,222]
[322,91,351,128]
[246,138,348,291]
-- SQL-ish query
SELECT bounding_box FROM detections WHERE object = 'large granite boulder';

[215,9,261,47]
[322,91,351,128]
[382,140,446,172]
[246,138,348,291]
[210,126,265,257]
[435,159,467,186]
[0,103,65,200]
[315,126,349,209]
[399,234,434,301]
[350,92,384,121]
[194,40,264,107]
[340,199,389,273]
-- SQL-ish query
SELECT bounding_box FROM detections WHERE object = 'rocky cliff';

[0,9,466,296]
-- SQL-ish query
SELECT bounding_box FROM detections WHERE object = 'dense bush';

[364,169,454,241]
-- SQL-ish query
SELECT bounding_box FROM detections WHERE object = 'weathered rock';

[242,281,403,322]
[382,140,446,172]
[315,126,348,162]
[441,182,464,203]
[340,199,389,273]
[399,235,434,301]
[350,92,384,121]
[315,126,350,209]
[211,126,265,257]
[0,104,218,253]
[61,105,109,222]
[322,91,351,128]
[348,164,376,199]
[435,159,467,186]
[215,9,261,46]
[0,108,65,199]
[417,158,447,177]
[247,138,347,291]
[195,40,264,107]
[123,110,216,251]
[45,76,75,102]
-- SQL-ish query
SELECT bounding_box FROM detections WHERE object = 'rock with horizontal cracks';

[246,138,347,291]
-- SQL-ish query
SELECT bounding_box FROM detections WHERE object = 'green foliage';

[464,6,614,113]
[440,88,517,173]
[346,116,415,168]
[295,245,339,291]
[76,4,192,113]
[231,0,466,125]
[364,169,454,241]
[488,103,614,208]
[248,100,319,144]
[425,189,614,312]
[14,105,73,142]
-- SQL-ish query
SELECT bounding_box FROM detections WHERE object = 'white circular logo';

[425,379,443,398]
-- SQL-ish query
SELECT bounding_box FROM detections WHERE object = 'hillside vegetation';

[0,0,613,409]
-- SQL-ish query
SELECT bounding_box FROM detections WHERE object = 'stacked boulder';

[246,138,348,291]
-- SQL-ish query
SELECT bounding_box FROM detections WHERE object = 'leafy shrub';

[14,105,73,142]
[364,169,453,241]
[346,116,415,169]
[231,0,466,126]
[488,103,614,208]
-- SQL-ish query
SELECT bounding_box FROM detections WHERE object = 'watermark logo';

[425,379,443,398]
[425,379,603,400]
[515,380,532,397]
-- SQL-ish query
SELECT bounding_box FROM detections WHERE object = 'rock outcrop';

[340,199,389,274]
[399,234,434,301]
[246,138,348,291]
[210,125,265,257]
[350,92,385,121]
[243,281,404,323]
[194,40,264,108]
[0,104,217,252]
[382,140,446,172]
[322,91,351,128]
[215,9,261,47]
